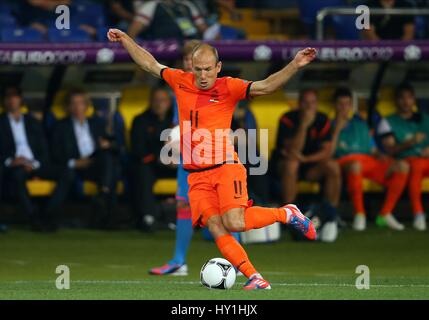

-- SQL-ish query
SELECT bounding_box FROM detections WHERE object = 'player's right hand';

[107,28,125,42]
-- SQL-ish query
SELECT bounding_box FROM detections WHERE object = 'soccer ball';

[200,258,236,290]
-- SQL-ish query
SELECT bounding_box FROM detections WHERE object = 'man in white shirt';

[0,85,73,232]
[51,88,118,229]
[128,0,208,40]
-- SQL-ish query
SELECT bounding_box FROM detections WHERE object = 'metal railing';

[316,7,429,40]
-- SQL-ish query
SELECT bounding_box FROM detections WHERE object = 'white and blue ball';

[200,258,236,290]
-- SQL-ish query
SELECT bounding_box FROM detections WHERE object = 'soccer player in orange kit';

[108,28,317,290]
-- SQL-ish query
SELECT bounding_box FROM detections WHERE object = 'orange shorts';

[337,154,392,185]
[187,163,249,227]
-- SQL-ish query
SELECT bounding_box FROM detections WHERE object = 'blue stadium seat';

[220,25,246,40]
[48,28,92,43]
[297,0,357,39]
[331,15,360,40]
[96,27,109,42]
[415,16,428,39]
[1,27,44,43]
[298,0,345,25]
[0,2,12,14]
[71,1,106,28]
[0,13,16,28]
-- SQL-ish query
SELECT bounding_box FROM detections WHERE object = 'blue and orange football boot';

[283,204,317,240]
[149,263,188,276]
[243,276,271,290]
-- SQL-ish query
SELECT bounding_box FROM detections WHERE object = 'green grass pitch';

[1,226,429,299]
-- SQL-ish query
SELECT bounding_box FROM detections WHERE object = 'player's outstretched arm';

[249,48,317,97]
[107,28,167,78]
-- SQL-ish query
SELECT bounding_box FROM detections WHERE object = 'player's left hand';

[293,48,317,68]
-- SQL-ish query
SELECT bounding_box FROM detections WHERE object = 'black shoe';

[30,218,49,232]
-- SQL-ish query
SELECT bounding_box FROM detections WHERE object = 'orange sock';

[408,159,425,215]
[215,234,257,278]
[346,173,365,215]
[243,206,285,231]
[380,172,408,216]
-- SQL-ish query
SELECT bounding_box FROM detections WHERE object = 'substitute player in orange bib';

[108,28,317,290]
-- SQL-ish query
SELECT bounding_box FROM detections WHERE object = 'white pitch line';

[6,280,429,288]
[105,264,134,269]
[0,259,29,266]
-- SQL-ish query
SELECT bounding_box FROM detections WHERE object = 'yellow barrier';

[26,177,429,197]
[26,178,178,197]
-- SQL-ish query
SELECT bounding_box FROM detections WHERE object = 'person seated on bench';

[0,85,71,232]
[130,86,176,231]
[377,83,429,231]
[50,88,118,229]
[331,87,409,231]
[274,88,341,221]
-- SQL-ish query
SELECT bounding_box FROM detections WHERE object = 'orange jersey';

[161,67,251,171]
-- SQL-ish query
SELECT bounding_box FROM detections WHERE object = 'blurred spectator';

[377,83,429,231]
[331,87,409,231]
[193,0,244,39]
[231,100,270,204]
[194,0,241,23]
[51,88,118,229]
[107,0,137,29]
[17,0,70,34]
[363,0,416,40]
[0,85,73,232]
[274,89,341,219]
[128,0,208,40]
[130,86,175,231]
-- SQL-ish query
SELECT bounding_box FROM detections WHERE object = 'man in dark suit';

[0,85,72,232]
[0,153,7,233]
[51,88,118,228]
[130,86,176,231]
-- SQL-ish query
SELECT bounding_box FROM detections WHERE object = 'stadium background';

[1,0,429,299]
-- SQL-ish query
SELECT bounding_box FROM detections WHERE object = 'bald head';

[191,43,222,90]
[192,43,219,64]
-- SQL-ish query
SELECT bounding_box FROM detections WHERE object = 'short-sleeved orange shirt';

[161,68,251,171]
